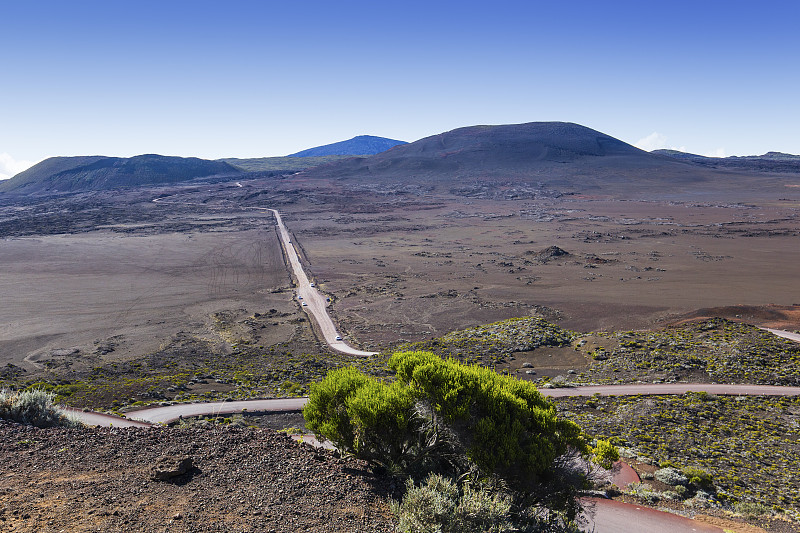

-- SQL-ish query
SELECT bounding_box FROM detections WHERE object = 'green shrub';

[654,467,688,486]
[592,439,619,469]
[304,366,463,475]
[682,466,713,490]
[344,379,421,470]
[389,351,588,486]
[305,351,592,520]
[0,389,83,428]
[302,367,370,452]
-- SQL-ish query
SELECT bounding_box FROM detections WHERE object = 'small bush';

[390,351,588,486]
[0,389,83,428]
[654,467,688,486]
[592,439,619,469]
[734,501,772,518]
[392,474,514,533]
[682,466,713,490]
[625,482,661,504]
[306,352,592,521]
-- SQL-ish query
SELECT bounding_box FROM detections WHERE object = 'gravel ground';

[0,420,396,532]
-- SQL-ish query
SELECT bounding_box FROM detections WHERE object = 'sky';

[2,0,799,179]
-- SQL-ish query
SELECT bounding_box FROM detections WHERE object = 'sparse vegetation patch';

[400,316,575,367]
[556,392,800,517]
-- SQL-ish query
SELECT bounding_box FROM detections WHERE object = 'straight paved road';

[268,209,376,357]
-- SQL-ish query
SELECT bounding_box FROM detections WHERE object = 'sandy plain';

[282,188,800,345]
[1,172,799,378]
[0,200,297,370]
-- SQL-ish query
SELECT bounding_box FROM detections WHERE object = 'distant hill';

[0,154,241,195]
[654,149,800,173]
[288,135,407,157]
[299,122,700,191]
[221,155,353,173]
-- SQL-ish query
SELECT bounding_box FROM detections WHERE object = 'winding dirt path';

[126,397,307,424]
[542,382,800,398]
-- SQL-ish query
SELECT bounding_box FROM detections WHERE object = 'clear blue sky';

[2,0,799,178]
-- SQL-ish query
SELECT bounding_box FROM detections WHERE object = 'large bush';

[389,351,588,486]
[304,351,591,497]
[0,389,82,428]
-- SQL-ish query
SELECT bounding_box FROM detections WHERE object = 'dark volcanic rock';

[528,245,571,263]
[0,422,396,532]
[150,455,193,481]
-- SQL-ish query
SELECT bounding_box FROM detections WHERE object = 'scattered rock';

[150,455,193,481]
[527,246,571,263]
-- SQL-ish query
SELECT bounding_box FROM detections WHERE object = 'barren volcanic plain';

[2,123,800,531]
[1,123,799,392]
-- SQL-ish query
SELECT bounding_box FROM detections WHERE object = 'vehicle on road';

[335,335,342,341]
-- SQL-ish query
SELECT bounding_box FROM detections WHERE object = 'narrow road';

[126,397,307,424]
[762,327,800,343]
[542,382,800,398]
[268,209,377,357]
[104,382,800,426]
[580,498,725,533]
[61,407,151,428]
[152,198,377,356]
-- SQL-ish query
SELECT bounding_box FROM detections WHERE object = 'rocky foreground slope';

[0,420,395,533]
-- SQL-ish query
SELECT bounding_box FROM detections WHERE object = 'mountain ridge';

[0,154,241,195]
[654,149,800,173]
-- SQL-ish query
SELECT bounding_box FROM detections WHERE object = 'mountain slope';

[299,122,700,191]
[288,135,406,157]
[0,154,241,195]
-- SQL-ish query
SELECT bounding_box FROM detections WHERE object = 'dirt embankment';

[668,304,800,331]
[0,420,395,533]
